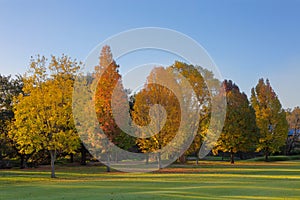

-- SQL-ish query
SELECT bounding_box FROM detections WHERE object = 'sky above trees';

[0,0,300,108]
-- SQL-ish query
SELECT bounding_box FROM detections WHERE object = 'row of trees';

[0,45,298,177]
[214,79,289,163]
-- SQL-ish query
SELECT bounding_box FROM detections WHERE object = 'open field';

[1,160,300,200]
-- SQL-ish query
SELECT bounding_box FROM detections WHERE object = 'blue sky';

[0,0,300,108]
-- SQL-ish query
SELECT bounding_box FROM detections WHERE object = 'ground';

[1,160,300,199]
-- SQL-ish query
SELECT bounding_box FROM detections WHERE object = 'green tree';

[0,74,23,167]
[9,55,81,177]
[251,78,288,161]
[213,80,258,164]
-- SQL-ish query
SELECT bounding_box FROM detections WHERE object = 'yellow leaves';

[134,67,184,153]
[251,78,289,153]
[9,55,81,155]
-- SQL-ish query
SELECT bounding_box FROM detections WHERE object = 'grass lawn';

[1,160,300,200]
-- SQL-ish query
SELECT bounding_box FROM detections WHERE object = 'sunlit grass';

[1,160,300,199]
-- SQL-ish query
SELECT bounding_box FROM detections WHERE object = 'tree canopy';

[251,78,288,161]
[286,107,300,154]
[0,74,23,167]
[213,80,259,164]
[9,55,81,177]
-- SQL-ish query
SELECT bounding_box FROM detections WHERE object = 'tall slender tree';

[251,78,288,161]
[93,45,134,172]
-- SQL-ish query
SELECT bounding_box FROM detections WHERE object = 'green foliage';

[0,74,23,163]
[213,80,259,163]
[251,78,289,161]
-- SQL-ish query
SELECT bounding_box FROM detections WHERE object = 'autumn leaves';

[6,45,288,176]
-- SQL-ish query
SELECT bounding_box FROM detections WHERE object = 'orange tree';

[93,45,134,171]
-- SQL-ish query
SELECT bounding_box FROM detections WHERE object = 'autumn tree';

[93,45,134,172]
[251,78,288,161]
[213,80,258,164]
[0,74,23,167]
[133,66,189,169]
[168,61,220,164]
[9,55,81,177]
[286,107,300,155]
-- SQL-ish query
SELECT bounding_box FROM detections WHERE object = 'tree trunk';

[239,152,244,160]
[178,155,186,164]
[265,148,269,162]
[106,153,111,172]
[230,151,235,164]
[145,153,149,165]
[70,153,74,163]
[20,154,25,169]
[80,143,87,165]
[195,152,199,165]
[265,152,269,162]
[50,150,56,178]
[115,151,118,163]
[157,152,162,169]
[286,137,295,156]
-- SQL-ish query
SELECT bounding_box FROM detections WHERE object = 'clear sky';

[0,0,300,108]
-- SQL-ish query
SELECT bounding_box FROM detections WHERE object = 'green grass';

[246,155,300,162]
[1,161,300,200]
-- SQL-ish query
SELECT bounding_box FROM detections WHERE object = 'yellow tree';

[133,67,182,169]
[168,61,219,164]
[9,55,81,178]
[213,80,258,164]
[251,78,288,161]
